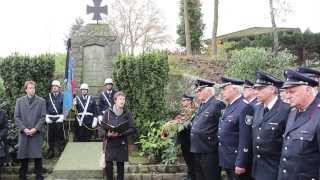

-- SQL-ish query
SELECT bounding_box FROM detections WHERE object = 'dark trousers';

[105,161,124,180]
[193,153,221,180]
[19,158,43,180]
[181,144,196,180]
[75,124,92,142]
[225,168,254,180]
[48,122,65,153]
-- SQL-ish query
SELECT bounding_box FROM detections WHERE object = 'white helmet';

[104,78,113,85]
[80,83,89,90]
[51,80,61,87]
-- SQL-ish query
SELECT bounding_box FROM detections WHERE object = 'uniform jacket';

[251,97,290,180]
[218,96,252,169]
[0,109,8,159]
[190,96,225,153]
[75,95,98,125]
[102,108,136,162]
[98,90,117,115]
[14,95,46,159]
[278,98,320,180]
[176,106,196,145]
[45,92,63,121]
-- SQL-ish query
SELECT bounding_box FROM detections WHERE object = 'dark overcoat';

[14,96,46,159]
[251,97,290,180]
[278,98,320,180]
[102,108,136,162]
[218,96,252,170]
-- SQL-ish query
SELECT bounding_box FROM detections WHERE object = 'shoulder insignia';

[245,115,253,125]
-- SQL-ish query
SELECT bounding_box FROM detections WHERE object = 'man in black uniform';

[278,69,320,180]
[251,71,290,180]
[73,83,98,142]
[98,78,117,123]
[45,80,65,159]
[296,67,320,99]
[218,77,252,180]
[190,79,225,180]
[243,80,258,116]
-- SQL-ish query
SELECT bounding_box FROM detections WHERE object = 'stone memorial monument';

[71,0,119,94]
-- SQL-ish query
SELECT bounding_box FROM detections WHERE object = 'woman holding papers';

[100,91,136,180]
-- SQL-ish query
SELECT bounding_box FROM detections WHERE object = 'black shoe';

[36,175,44,180]
[19,175,27,180]
[46,150,54,159]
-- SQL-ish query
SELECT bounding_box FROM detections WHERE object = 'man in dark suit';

[278,69,320,180]
[251,71,290,180]
[218,77,252,180]
[190,79,225,180]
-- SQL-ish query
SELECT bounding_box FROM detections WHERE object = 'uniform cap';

[80,83,89,90]
[51,80,61,87]
[282,69,319,88]
[254,71,283,88]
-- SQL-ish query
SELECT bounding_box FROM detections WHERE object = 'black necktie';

[263,107,269,115]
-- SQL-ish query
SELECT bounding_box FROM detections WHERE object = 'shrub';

[224,47,296,81]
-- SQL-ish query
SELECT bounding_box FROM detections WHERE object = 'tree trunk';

[212,0,219,57]
[184,0,192,56]
[269,0,279,55]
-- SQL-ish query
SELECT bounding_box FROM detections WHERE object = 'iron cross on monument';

[87,0,108,24]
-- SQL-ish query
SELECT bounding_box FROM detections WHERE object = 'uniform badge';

[245,115,253,125]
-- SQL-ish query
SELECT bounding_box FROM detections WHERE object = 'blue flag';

[63,39,74,117]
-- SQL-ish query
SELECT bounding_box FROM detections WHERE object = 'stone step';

[1,164,186,174]
[48,172,188,180]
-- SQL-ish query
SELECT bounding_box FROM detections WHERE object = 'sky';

[0,0,319,56]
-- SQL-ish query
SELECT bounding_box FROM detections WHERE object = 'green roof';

[217,27,300,41]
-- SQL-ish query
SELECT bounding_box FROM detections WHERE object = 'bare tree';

[269,0,279,54]
[212,0,219,57]
[184,0,192,56]
[269,0,291,55]
[109,0,171,55]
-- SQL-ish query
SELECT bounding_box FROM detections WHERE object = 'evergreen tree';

[177,0,205,54]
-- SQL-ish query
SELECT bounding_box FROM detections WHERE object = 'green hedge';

[113,51,173,162]
[113,51,169,135]
[225,47,296,81]
[0,54,55,117]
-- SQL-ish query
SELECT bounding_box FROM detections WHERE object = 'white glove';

[45,115,52,124]
[92,117,98,128]
[56,114,64,123]
[73,98,77,105]
[98,115,103,124]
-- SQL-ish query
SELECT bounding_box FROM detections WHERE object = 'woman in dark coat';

[101,91,136,180]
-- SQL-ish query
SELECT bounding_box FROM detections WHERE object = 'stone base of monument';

[47,142,187,180]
